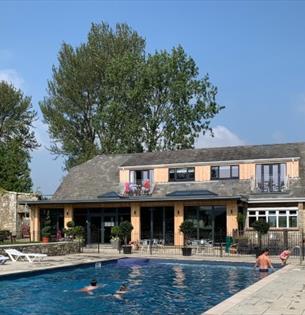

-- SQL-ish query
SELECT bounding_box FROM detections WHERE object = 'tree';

[252,220,270,251]
[0,82,38,150]
[40,22,145,169]
[0,140,33,192]
[141,46,222,151]
[0,82,37,192]
[41,22,223,170]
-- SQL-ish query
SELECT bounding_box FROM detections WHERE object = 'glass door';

[91,216,101,243]
[102,215,116,243]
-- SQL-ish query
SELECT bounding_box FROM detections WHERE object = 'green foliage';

[64,224,85,240]
[111,226,122,240]
[41,213,52,237]
[252,220,270,235]
[237,212,246,231]
[179,221,195,246]
[0,82,38,192]
[40,22,223,170]
[0,139,33,192]
[66,221,75,228]
[119,221,133,245]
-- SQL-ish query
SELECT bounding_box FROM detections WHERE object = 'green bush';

[252,220,270,235]
[119,221,133,245]
[179,221,195,247]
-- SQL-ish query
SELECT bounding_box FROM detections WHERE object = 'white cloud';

[195,125,245,148]
[0,69,24,89]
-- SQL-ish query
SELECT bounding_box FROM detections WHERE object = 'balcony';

[121,180,155,197]
[252,177,288,193]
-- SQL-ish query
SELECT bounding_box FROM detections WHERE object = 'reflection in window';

[211,165,239,180]
[248,209,298,228]
[169,168,195,182]
[255,163,286,192]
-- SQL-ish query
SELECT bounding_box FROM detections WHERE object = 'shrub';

[179,221,195,247]
[119,221,133,245]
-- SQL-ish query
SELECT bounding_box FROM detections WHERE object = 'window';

[247,209,298,229]
[210,165,239,180]
[255,163,286,192]
[130,170,153,185]
[169,168,195,182]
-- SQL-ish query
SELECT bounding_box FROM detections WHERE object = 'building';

[0,191,38,238]
[22,142,305,245]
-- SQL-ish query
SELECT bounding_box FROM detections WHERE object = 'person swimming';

[80,279,99,294]
[113,283,128,300]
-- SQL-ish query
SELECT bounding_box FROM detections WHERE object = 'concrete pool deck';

[0,253,305,314]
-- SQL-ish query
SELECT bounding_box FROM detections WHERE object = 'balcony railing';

[253,177,288,193]
[121,180,155,197]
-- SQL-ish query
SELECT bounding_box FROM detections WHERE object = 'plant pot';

[122,245,132,254]
[42,237,49,243]
[111,239,121,250]
[181,247,192,256]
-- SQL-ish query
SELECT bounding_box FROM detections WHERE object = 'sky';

[1,0,305,195]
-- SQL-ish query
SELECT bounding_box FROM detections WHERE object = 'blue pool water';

[0,259,266,315]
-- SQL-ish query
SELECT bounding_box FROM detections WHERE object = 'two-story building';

[23,142,305,246]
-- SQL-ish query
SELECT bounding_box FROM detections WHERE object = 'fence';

[84,230,305,262]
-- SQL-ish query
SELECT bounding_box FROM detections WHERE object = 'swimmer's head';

[90,279,97,286]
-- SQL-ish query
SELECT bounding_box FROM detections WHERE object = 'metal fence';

[83,230,305,262]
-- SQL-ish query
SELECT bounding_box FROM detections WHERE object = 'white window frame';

[247,207,298,229]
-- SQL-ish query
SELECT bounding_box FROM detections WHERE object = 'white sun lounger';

[0,255,9,265]
[5,249,47,263]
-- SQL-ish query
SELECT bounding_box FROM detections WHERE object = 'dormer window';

[211,165,239,180]
[129,170,153,185]
[169,167,195,182]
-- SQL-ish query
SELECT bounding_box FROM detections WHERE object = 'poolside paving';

[1,250,305,315]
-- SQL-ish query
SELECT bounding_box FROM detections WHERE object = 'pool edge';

[202,264,294,315]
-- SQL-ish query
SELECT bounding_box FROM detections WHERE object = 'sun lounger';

[5,249,47,263]
[0,255,9,265]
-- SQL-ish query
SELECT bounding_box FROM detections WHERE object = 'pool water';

[0,259,264,315]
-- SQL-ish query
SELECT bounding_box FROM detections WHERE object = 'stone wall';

[0,191,38,236]
[0,241,81,256]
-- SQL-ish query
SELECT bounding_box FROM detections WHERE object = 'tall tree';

[0,140,33,192]
[141,46,222,151]
[0,82,37,192]
[40,22,145,169]
[41,22,223,170]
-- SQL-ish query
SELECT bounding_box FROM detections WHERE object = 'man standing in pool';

[255,248,274,272]
[80,279,99,294]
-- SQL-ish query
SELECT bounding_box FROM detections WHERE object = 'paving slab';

[204,264,305,315]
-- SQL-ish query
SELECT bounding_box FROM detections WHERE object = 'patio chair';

[5,249,47,263]
[0,255,9,265]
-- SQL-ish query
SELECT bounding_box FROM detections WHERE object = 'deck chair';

[0,255,9,265]
[5,249,47,263]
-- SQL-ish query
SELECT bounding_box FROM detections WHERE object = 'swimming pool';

[0,259,266,315]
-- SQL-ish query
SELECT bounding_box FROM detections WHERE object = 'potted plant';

[41,213,52,243]
[119,221,133,254]
[110,226,121,250]
[179,221,195,256]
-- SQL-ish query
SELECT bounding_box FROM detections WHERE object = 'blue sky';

[1,0,305,195]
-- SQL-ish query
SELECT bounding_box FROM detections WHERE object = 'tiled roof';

[121,142,305,167]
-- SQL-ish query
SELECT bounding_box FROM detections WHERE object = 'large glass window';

[184,206,226,242]
[255,163,286,192]
[130,170,153,185]
[248,208,298,228]
[211,165,239,180]
[169,167,195,182]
